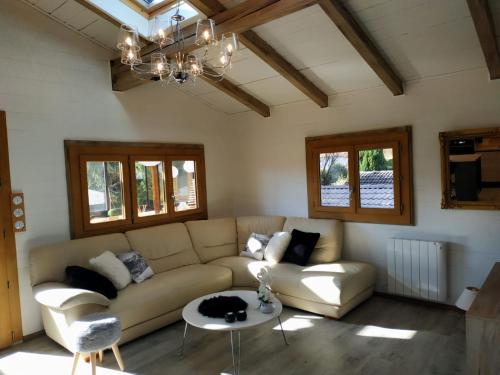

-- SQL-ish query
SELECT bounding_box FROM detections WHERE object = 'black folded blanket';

[198,296,248,318]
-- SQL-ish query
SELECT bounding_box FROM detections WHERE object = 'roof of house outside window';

[321,171,394,209]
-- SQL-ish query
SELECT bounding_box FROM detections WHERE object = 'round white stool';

[69,313,124,375]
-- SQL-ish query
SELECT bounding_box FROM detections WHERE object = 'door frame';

[0,110,23,347]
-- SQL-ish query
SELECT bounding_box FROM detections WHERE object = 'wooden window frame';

[168,154,205,218]
[80,155,132,232]
[306,126,414,225]
[65,140,208,239]
[130,156,170,225]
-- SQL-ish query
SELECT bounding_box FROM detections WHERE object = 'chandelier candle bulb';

[117,24,140,52]
[195,19,215,46]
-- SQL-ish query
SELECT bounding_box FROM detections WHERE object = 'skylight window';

[89,0,200,39]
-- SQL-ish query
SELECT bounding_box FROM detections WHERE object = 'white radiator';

[387,239,447,302]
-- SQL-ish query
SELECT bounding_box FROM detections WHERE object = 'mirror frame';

[440,127,500,210]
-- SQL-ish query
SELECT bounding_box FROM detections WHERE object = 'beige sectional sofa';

[30,216,376,353]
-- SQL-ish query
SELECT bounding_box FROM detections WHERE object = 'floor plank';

[0,296,466,374]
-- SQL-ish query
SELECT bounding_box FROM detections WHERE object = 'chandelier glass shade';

[116,1,239,85]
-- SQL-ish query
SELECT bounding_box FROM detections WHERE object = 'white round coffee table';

[181,290,288,374]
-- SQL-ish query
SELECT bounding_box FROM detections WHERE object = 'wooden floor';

[0,296,465,375]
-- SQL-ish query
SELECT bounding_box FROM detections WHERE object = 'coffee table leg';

[230,330,241,375]
[277,316,289,346]
[180,322,189,356]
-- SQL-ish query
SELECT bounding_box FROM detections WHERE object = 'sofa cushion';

[125,223,200,273]
[208,256,269,288]
[30,233,131,287]
[89,251,131,290]
[265,232,291,264]
[283,217,343,264]
[186,218,238,263]
[108,264,232,330]
[281,229,320,266]
[270,261,376,306]
[236,216,286,252]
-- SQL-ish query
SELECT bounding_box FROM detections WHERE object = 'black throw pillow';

[65,266,117,299]
[281,229,320,266]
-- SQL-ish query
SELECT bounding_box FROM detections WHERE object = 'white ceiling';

[21,0,500,115]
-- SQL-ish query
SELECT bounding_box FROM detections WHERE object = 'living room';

[0,0,499,374]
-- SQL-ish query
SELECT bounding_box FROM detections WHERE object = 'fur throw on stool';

[198,296,248,318]
[70,313,121,353]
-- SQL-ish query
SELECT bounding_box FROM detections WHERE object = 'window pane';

[135,161,167,217]
[172,160,198,212]
[86,161,125,223]
[358,148,395,208]
[320,152,350,207]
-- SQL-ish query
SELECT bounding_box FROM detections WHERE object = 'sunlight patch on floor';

[273,314,323,331]
[356,325,417,339]
[0,352,135,375]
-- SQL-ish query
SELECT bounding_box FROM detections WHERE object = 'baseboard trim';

[374,292,464,313]
[22,329,45,342]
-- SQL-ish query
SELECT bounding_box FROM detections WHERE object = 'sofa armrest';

[33,282,110,310]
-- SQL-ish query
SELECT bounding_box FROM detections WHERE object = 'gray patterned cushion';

[117,250,154,283]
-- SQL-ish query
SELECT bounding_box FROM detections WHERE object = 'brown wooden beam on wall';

[467,0,500,80]
[318,0,404,96]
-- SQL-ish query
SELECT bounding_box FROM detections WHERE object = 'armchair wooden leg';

[71,352,80,375]
[90,352,97,375]
[111,344,125,371]
[98,350,103,363]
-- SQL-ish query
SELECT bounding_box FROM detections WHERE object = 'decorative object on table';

[240,232,271,260]
[281,229,320,266]
[10,192,26,232]
[89,251,132,290]
[65,266,117,299]
[236,310,247,322]
[116,0,239,86]
[69,312,125,375]
[224,312,236,323]
[256,267,274,314]
[198,296,248,318]
[265,232,292,264]
[117,250,154,283]
[455,286,480,311]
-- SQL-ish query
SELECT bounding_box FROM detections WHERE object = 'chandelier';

[116,1,239,85]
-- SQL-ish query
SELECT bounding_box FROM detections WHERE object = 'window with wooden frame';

[306,126,414,225]
[65,141,207,238]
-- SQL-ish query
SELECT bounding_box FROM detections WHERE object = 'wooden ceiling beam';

[318,0,404,96]
[467,0,500,80]
[239,31,328,107]
[201,69,271,117]
[112,68,271,117]
[115,0,328,107]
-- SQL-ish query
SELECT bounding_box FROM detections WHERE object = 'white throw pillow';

[265,232,292,264]
[89,251,131,290]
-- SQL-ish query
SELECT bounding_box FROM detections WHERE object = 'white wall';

[0,0,234,335]
[230,68,500,305]
[3,0,500,338]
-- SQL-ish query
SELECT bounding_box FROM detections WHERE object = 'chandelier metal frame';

[117,1,239,85]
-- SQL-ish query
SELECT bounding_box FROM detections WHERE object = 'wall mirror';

[440,127,500,210]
